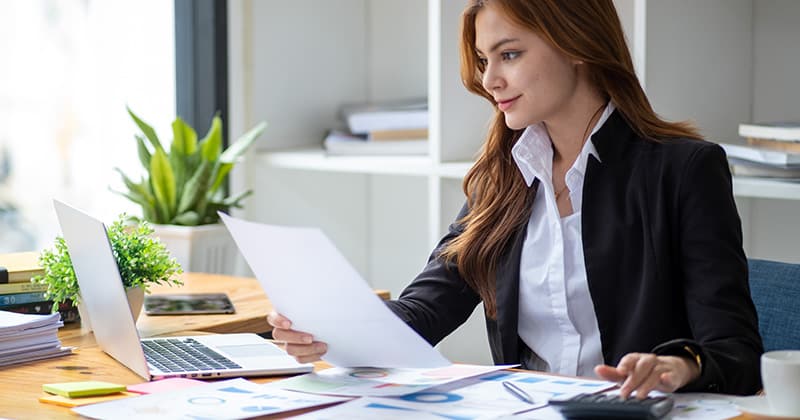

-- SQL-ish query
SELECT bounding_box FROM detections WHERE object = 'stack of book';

[0,310,72,367]
[324,98,429,156]
[720,122,800,180]
[0,252,78,322]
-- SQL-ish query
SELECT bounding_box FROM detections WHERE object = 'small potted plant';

[33,214,183,330]
[112,108,267,274]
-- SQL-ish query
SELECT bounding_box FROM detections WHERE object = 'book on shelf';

[728,158,800,180]
[746,137,800,154]
[719,143,800,167]
[368,128,428,142]
[323,130,428,156]
[0,291,49,307]
[0,251,43,283]
[739,121,800,142]
[3,300,80,323]
[0,281,48,295]
[340,97,428,134]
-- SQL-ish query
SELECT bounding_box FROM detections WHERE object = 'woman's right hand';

[267,311,328,363]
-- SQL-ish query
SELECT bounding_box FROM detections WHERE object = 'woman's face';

[474,4,581,130]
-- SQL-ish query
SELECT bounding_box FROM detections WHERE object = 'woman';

[269,0,762,398]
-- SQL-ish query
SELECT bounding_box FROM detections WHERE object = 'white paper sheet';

[272,364,512,397]
[220,213,450,368]
[290,397,449,420]
[72,378,350,420]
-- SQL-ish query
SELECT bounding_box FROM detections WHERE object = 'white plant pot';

[151,223,237,274]
[76,287,144,335]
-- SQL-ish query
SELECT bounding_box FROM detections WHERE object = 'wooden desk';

[137,272,275,337]
[0,327,327,419]
[0,272,389,419]
[0,325,750,420]
[137,272,390,337]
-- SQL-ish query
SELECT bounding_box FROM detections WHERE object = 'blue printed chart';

[72,378,349,419]
[295,371,616,419]
[479,371,616,397]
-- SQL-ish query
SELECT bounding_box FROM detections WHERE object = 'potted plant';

[112,108,267,274]
[32,214,183,330]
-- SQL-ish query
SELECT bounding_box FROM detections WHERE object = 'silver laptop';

[53,199,313,380]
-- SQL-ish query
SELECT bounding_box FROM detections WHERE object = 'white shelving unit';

[228,0,800,364]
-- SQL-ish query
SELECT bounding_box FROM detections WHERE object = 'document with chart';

[220,213,451,368]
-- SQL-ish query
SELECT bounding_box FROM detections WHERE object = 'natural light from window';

[0,0,175,252]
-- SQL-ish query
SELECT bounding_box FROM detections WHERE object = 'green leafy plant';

[113,107,267,225]
[32,214,184,309]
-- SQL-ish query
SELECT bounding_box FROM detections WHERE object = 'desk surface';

[0,272,387,419]
[0,327,327,419]
[137,272,274,337]
[138,272,390,337]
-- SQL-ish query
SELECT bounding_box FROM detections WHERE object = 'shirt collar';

[512,102,615,186]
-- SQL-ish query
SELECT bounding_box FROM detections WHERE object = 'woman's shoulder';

[636,136,725,162]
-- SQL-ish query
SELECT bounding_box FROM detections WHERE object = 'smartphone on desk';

[143,293,236,315]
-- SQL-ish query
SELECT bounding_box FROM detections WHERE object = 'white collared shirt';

[511,102,615,377]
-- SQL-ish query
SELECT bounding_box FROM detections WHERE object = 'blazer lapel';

[494,180,537,363]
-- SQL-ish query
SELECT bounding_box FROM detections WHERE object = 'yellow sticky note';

[42,381,127,398]
[38,391,135,408]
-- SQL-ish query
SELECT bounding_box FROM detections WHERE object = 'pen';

[502,380,535,404]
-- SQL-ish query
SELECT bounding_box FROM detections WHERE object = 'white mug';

[761,350,800,416]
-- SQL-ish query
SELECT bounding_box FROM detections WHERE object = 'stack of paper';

[0,310,72,367]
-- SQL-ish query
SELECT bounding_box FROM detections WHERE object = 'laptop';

[53,199,313,380]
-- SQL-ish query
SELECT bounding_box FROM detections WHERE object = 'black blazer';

[387,110,763,395]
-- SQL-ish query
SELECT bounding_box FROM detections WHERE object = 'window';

[0,0,175,251]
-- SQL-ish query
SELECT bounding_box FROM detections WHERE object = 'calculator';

[548,393,674,420]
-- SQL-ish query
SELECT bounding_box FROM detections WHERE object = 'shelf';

[256,150,800,201]
[257,148,475,178]
[257,148,435,176]
[733,177,800,200]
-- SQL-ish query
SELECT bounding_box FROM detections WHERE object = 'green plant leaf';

[127,106,163,151]
[172,211,201,226]
[171,117,197,156]
[221,189,253,207]
[32,215,183,310]
[220,122,267,163]
[149,148,177,221]
[113,168,154,201]
[177,160,212,217]
[135,134,152,169]
[199,114,222,162]
[208,162,233,195]
[170,156,186,204]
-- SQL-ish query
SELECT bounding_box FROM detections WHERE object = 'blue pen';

[502,380,535,404]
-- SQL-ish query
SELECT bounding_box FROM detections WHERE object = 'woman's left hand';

[594,353,700,399]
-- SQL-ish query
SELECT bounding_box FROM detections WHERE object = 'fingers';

[618,353,658,399]
[267,311,291,329]
[604,353,697,399]
[594,364,627,382]
[286,342,328,364]
[267,311,327,363]
[658,370,682,392]
[632,364,664,399]
[272,326,314,344]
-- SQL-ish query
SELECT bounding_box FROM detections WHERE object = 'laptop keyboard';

[142,338,242,373]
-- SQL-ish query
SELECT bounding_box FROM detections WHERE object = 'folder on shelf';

[340,98,428,134]
[720,143,800,167]
[323,130,428,156]
[739,121,800,142]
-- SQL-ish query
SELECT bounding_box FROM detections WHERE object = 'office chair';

[748,259,800,351]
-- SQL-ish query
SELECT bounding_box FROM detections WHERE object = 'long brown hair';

[442,0,702,318]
